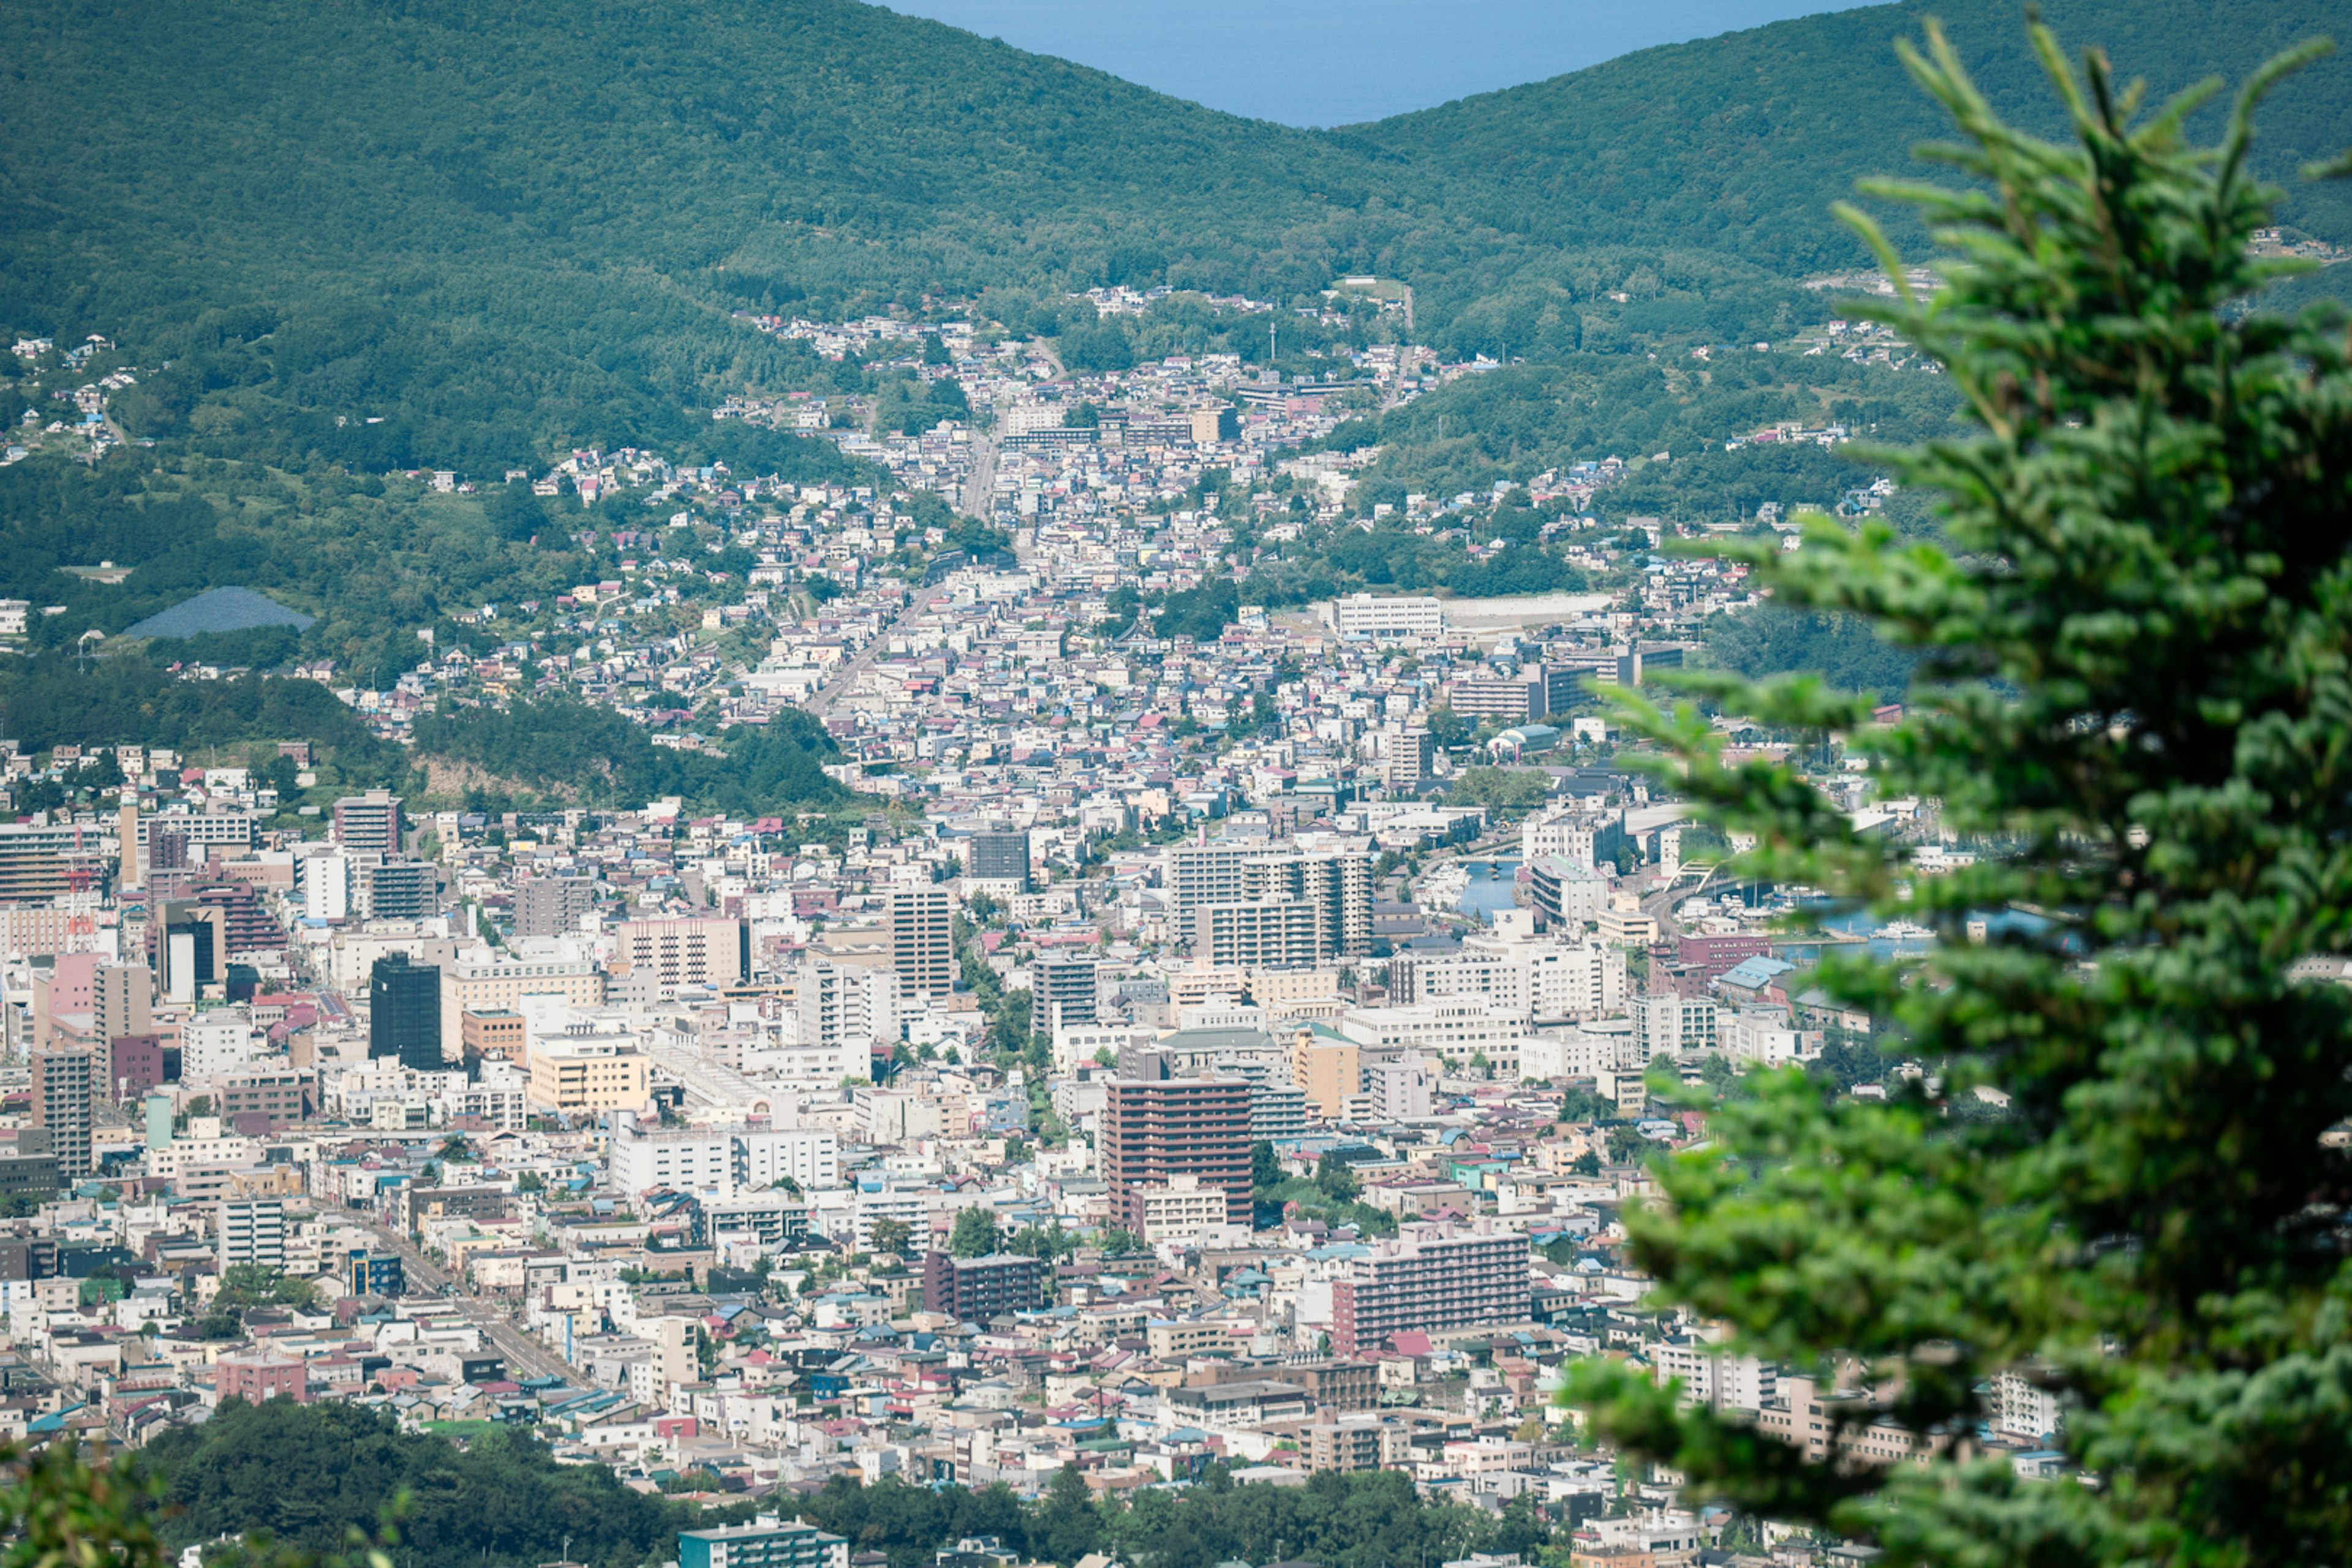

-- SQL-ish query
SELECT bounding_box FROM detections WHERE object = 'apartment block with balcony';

[1329,1221,1533,1355]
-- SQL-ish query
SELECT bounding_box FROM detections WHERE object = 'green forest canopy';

[138,1402,1549,1568]
[0,0,2340,471]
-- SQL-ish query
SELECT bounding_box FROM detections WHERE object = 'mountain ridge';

[0,0,2341,469]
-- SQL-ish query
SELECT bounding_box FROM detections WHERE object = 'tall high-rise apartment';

[515,873,597,938]
[888,889,953,1000]
[31,1046,94,1180]
[1185,849,1373,964]
[1101,1077,1253,1223]
[331,790,404,858]
[92,963,153,1050]
[1328,1222,1532,1355]
[1034,953,1099,1028]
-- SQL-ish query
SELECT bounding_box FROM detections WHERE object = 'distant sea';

[870,0,1875,127]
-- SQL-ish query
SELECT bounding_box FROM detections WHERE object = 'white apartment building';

[1522,1016,1642,1079]
[791,956,899,1059]
[1366,1051,1433,1120]
[609,1124,840,1197]
[1634,995,1724,1060]
[301,852,352,922]
[611,1128,733,1194]
[1397,936,1626,1024]
[181,1008,269,1079]
[733,1126,840,1191]
[1126,1172,1234,1243]
[1521,812,1598,870]
[1337,998,1523,1076]
[1725,1006,1823,1068]
[217,1197,287,1272]
[1652,1339,1778,1412]
[1988,1368,2065,1445]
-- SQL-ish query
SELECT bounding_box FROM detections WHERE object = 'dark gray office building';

[967,829,1030,892]
[369,954,442,1070]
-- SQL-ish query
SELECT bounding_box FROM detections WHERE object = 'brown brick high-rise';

[1101,1077,1252,1224]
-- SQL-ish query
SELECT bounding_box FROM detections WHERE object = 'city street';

[354,1219,575,1385]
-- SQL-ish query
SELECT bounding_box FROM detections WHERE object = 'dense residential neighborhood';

[0,288,2025,1568]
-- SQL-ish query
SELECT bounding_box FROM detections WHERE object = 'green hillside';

[0,0,2340,470]
[1355,0,2351,290]
[0,0,1405,467]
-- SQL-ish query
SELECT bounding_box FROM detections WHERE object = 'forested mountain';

[1354,0,2352,286]
[0,0,2342,466]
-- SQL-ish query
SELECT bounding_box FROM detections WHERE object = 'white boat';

[1871,919,1936,943]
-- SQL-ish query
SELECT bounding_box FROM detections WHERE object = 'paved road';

[805,410,1019,720]
[961,421,998,518]
[358,1219,576,1384]
[801,587,922,721]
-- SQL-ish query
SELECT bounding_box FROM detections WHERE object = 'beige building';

[611,917,744,996]
[440,952,603,1049]
[1123,1172,1235,1242]
[1306,1409,1412,1472]
[1291,1030,1360,1118]
[527,1040,652,1114]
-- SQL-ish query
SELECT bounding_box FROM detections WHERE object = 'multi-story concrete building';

[365,860,439,921]
[459,1008,527,1066]
[1101,1077,1252,1223]
[733,1126,841,1192]
[1390,937,1626,1024]
[1122,1172,1235,1242]
[216,1351,308,1405]
[1327,593,1443,643]
[1250,1079,1308,1141]
[678,1517,847,1568]
[1033,952,1099,1028]
[1337,998,1522,1076]
[369,954,443,1069]
[1380,726,1436,792]
[91,962,151,1054]
[791,954,897,1077]
[1634,994,1723,1061]
[217,1197,287,1271]
[609,1125,841,1197]
[1291,1031,1360,1118]
[1525,856,1613,932]
[1329,1222,1532,1354]
[331,790,403,858]
[1195,898,1322,968]
[438,949,604,1050]
[30,1046,92,1179]
[1306,1408,1411,1472]
[527,1037,650,1114]
[1366,1051,1433,1120]
[965,827,1031,891]
[1249,851,1373,959]
[514,873,597,939]
[613,916,746,996]
[887,889,953,1000]
[1177,849,1375,966]
[920,1250,1044,1320]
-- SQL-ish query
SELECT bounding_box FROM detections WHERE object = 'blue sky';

[870,0,1873,126]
